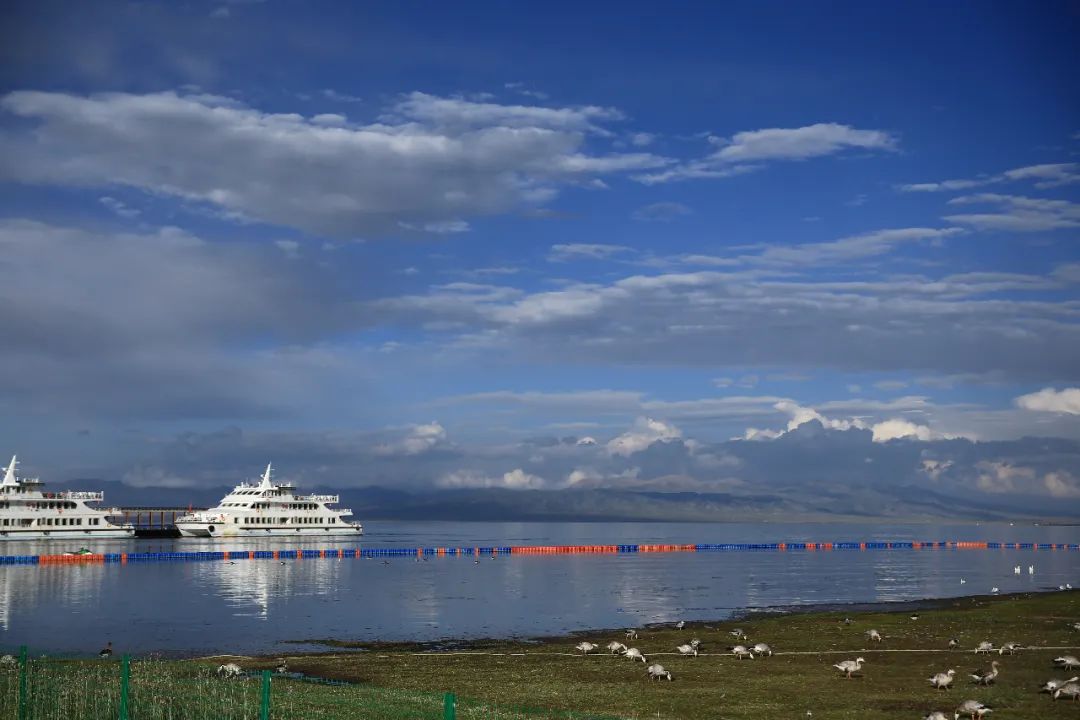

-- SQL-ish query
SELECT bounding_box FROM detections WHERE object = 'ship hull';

[0,527,135,540]
[176,523,363,538]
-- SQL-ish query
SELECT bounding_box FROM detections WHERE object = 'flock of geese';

[570,615,1080,718]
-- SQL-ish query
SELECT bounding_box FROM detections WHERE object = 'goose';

[646,663,672,681]
[1070,622,1080,632]
[1055,655,1080,670]
[997,642,1021,655]
[1013,565,1020,575]
[959,578,966,585]
[752,642,773,657]
[728,628,747,640]
[865,629,883,643]
[625,629,639,640]
[910,614,920,621]
[605,641,627,655]
[1040,676,1079,693]
[833,657,865,679]
[973,641,994,655]
[99,642,113,659]
[624,647,647,663]
[954,699,992,719]
[731,645,754,660]
[1054,681,1080,701]
[948,638,960,648]
[1028,564,1034,575]
[675,620,685,630]
[689,638,702,649]
[575,642,598,655]
[969,661,999,685]
[924,713,950,720]
[675,644,698,657]
[842,617,853,625]
[928,669,955,689]
[275,659,288,674]
[217,663,243,678]
[990,587,999,594]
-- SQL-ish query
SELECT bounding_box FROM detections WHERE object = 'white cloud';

[376,422,448,455]
[607,417,681,456]
[437,467,545,489]
[945,194,1080,232]
[0,90,670,238]
[630,132,655,147]
[1044,470,1080,498]
[976,461,1035,494]
[548,243,632,261]
[870,419,935,442]
[98,196,140,218]
[1015,387,1080,415]
[637,123,895,185]
[898,162,1080,192]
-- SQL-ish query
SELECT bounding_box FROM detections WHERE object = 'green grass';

[3,591,1080,719]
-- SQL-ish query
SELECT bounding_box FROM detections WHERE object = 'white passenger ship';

[174,464,362,538]
[0,456,135,540]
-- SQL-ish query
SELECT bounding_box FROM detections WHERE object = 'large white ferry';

[0,456,135,540]
[174,464,362,538]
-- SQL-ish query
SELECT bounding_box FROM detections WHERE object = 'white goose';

[728,628,747,640]
[731,645,754,660]
[676,644,698,657]
[1055,655,1080,670]
[928,669,955,690]
[646,663,672,681]
[752,642,773,657]
[625,629,639,640]
[969,661,999,686]
[948,638,960,648]
[865,629,883,643]
[217,663,243,678]
[1054,681,1080,701]
[675,620,685,630]
[1041,676,1079,693]
[923,713,950,720]
[997,642,1021,655]
[973,641,994,655]
[605,641,627,655]
[575,642,598,655]
[954,699,992,719]
[624,647,647,663]
[833,657,865,679]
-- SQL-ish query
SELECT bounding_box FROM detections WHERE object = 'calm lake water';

[2,521,1078,656]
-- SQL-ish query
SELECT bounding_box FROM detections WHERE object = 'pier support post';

[118,655,130,720]
[260,670,271,720]
[17,645,27,720]
[443,692,456,720]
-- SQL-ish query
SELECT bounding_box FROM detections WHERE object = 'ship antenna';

[2,456,17,487]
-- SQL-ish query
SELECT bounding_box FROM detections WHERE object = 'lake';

[1,521,1077,656]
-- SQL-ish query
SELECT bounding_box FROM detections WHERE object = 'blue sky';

[0,1,1078,511]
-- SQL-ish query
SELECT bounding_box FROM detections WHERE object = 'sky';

[0,1,1078,515]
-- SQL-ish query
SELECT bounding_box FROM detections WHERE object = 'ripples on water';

[1,521,1077,655]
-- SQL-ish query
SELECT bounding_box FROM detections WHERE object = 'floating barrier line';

[2,540,1077,566]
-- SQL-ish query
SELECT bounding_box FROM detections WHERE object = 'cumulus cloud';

[636,122,896,184]
[0,90,671,237]
[976,461,1035,494]
[1044,471,1080,498]
[375,422,448,456]
[741,401,961,444]
[1015,387,1080,414]
[607,417,682,456]
[437,467,546,489]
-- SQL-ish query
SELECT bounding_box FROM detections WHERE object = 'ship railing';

[300,494,339,503]
[54,491,104,501]
[333,508,353,515]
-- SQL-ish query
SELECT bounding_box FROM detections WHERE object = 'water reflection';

[0,521,1077,655]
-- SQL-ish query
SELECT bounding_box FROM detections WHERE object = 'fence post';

[118,655,130,720]
[443,692,456,720]
[260,670,271,720]
[17,645,27,720]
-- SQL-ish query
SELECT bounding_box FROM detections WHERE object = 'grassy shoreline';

[193,590,1080,719]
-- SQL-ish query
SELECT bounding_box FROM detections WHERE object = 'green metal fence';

[0,647,618,720]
